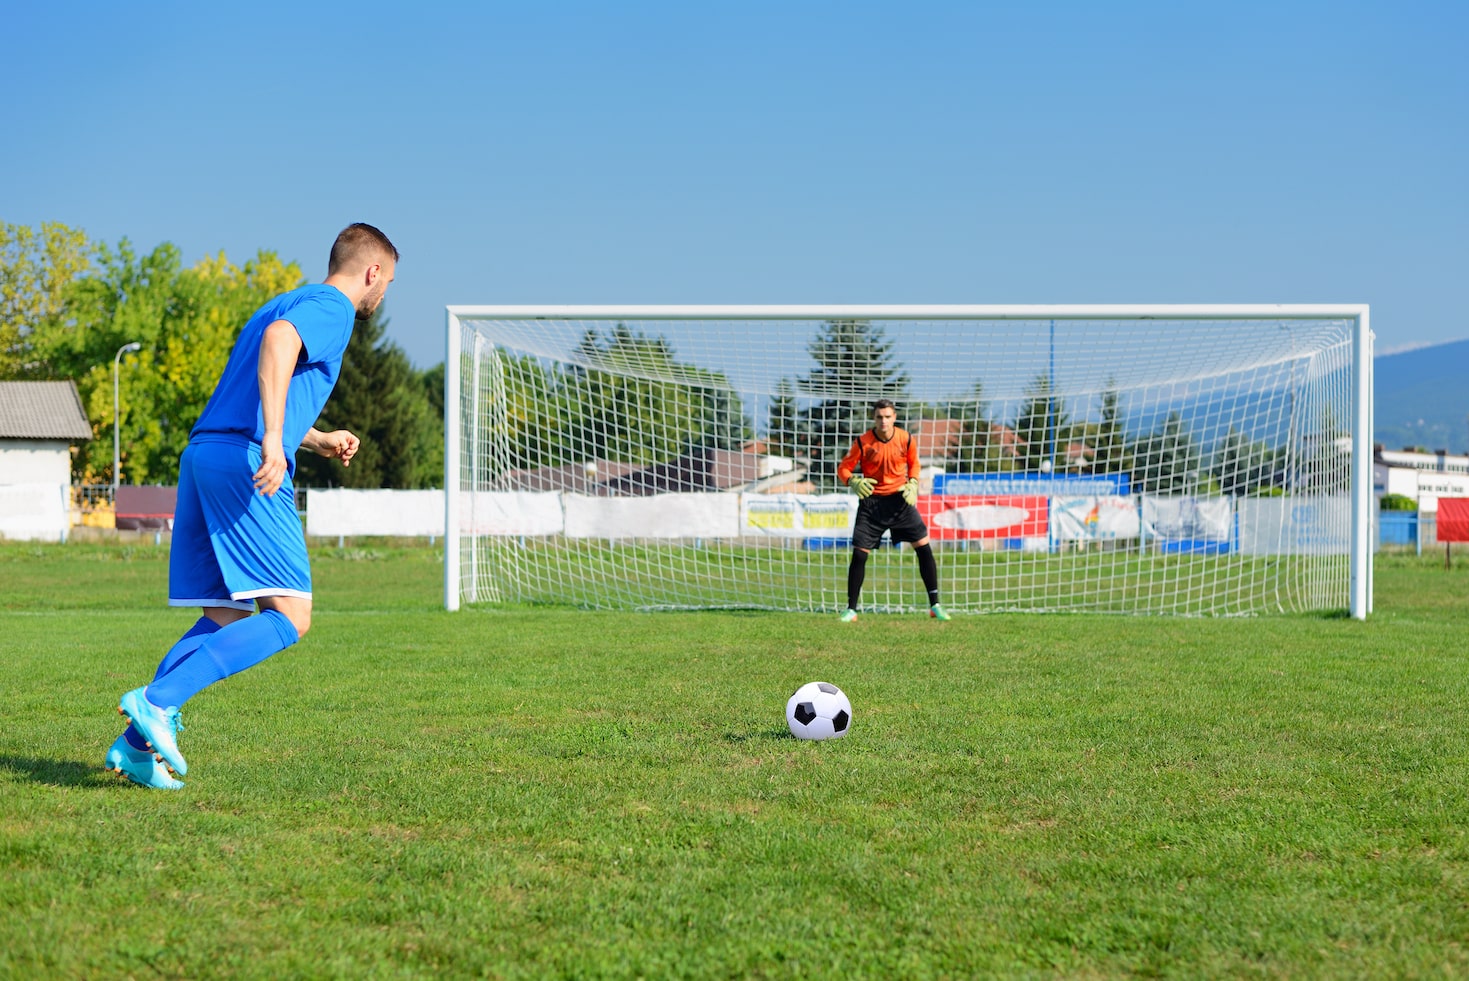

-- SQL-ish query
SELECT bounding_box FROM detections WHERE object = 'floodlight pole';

[112,342,142,500]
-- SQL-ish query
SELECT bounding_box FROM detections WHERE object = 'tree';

[1295,408,1351,494]
[1089,384,1132,477]
[30,241,304,483]
[797,319,910,488]
[1012,373,1073,473]
[562,325,743,465]
[1212,426,1276,496]
[294,306,442,489]
[0,221,93,377]
[943,381,1007,473]
[1130,412,1200,494]
[764,378,801,460]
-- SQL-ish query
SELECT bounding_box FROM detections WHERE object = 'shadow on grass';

[0,755,111,788]
[724,726,793,744]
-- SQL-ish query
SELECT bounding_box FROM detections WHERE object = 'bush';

[1379,493,1417,512]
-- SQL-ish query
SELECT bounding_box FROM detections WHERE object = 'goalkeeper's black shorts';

[852,493,929,550]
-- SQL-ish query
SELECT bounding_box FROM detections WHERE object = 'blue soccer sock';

[144,610,300,710]
[123,616,222,750]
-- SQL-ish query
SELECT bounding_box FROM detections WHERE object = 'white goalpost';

[444,305,1372,619]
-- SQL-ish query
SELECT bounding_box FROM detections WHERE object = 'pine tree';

[295,306,441,488]
[797,320,910,488]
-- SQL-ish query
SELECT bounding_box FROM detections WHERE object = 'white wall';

[0,484,70,542]
[0,440,73,485]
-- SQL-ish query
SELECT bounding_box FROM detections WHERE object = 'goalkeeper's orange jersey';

[837,428,919,496]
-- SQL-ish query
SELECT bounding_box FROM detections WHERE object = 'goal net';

[445,306,1372,618]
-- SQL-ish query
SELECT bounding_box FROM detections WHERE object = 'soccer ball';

[785,681,852,740]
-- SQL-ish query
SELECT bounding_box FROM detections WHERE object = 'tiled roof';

[0,381,93,440]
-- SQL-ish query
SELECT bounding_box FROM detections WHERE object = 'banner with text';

[917,495,1048,540]
[1052,496,1141,541]
[1141,496,1232,542]
[932,473,1130,496]
[740,494,858,538]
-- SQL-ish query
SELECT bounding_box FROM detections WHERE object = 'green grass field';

[2,542,1468,979]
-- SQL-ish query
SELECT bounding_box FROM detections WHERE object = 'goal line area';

[444,305,1372,619]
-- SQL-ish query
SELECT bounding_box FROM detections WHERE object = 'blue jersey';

[191,284,356,468]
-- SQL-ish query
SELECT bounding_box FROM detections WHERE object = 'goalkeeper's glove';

[902,478,919,507]
[847,473,876,499]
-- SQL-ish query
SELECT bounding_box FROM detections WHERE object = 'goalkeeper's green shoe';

[929,604,952,621]
[839,609,859,623]
[105,734,185,790]
[118,687,187,776]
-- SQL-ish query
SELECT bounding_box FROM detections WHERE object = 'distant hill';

[1375,338,1469,454]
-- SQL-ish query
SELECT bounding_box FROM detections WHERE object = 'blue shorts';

[168,436,311,611]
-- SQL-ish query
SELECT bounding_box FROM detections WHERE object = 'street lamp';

[113,341,142,499]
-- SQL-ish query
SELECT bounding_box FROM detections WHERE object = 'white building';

[0,381,93,541]
[1374,445,1469,513]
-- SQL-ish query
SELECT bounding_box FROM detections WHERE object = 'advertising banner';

[1237,497,1350,555]
[565,492,740,539]
[933,473,1130,496]
[916,495,1048,540]
[1052,496,1140,541]
[740,494,857,539]
[1141,496,1232,542]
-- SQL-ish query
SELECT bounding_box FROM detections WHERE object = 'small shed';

[0,380,93,541]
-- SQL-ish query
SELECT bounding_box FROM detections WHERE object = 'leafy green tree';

[30,241,303,483]
[295,307,442,489]
[797,319,910,488]
[563,325,743,465]
[0,221,93,377]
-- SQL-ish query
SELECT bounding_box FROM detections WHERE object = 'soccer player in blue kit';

[106,223,398,789]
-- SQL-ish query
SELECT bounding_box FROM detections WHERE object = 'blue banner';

[932,472,1131,496]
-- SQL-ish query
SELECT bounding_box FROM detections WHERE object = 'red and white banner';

[1439,497,1469,543]
[916,495,1048,540]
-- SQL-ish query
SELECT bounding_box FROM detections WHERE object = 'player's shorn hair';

[328,222,399,274]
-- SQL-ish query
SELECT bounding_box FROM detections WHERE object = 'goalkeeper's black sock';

[847,548,869,610]
[915,542,939,606]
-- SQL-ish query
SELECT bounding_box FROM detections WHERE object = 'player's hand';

[902,478,919,506]
[313,429,360,468]
[848,474,876,499]
[253,433,289,497]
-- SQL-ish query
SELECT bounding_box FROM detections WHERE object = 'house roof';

[912,419,964,461]
[0,381,93,440]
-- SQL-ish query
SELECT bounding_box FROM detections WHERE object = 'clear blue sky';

[4,1,1464,368]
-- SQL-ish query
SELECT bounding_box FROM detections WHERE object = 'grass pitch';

[2,542,1468,978]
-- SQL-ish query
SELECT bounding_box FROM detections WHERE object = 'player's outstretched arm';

[302,428,360,467]
[254,320,301,497]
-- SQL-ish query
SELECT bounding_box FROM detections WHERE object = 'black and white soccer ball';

[785,681,852,740]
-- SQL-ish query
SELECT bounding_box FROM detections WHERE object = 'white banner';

[1141,496,1232,542]
[461,491,563,536]
[308,489,446,537]
[740,494,857,538]
[1052,496,1140,541]
[564,492,740,539]
[0,483,69,542]
[1237,496,1351,555]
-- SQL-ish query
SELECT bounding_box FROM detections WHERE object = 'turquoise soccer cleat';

[839,609,859,623]
[105,733,185,790]
[117,687,188,776]
[929,604,952,621]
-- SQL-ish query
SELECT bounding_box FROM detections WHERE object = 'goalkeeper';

[835,398,949,622]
